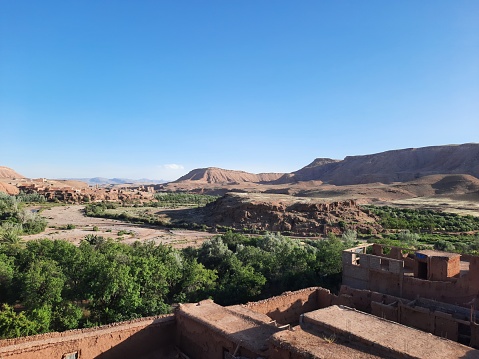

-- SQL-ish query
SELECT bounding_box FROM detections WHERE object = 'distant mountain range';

[172,143,479,186]
[2,143,479,190]
[63,177,167,186]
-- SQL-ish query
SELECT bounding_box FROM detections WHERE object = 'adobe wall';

[470,322,479,348]
[428,256,460,281]
[464,255,479,283]
[371,301,398,322]
[342,251,370,290]
[175,311,257,359]
[370,244,415,271]
[398,304,459,342]
[401,276,464,304]
[390,265,479,305]
[434,312,459,341]
[345,246,479,307]
[241,287,333,325]
[399,303,435,333]
[0,315,176,359]
[338,286,404,313]
[342,250,405,296]
[368,270,402,297]
[338,286,461,342]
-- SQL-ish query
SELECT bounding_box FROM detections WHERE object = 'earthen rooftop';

[303,305,478,359]
[415,249,461,259]
[178,299,280,354]
[270,327,384,359]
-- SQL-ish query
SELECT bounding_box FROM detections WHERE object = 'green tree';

[0,304,40,339]
[20,259,65,308]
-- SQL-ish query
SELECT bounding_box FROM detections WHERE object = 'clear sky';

[1,1,478,180]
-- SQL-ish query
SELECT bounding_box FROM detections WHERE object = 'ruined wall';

[341,251,370,290]
[342,250,405,296]
[434,312,459,341]
[338,286,461,342]
[399,303,435,333]
[344,246,479,307]
[397,303,459,342]
[241,287,332,325]
[337,286,403,313]
[371,301,398,322]
[0,315,175,359]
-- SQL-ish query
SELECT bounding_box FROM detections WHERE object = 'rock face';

[0,166,24,179]
[281,143,479,185]
[174,167,284,184]
[202,193,380,236]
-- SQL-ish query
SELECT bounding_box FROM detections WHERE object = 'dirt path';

[22,205,214,248]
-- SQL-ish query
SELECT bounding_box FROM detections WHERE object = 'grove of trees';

[0,192,47,244]
[0,231,353,339]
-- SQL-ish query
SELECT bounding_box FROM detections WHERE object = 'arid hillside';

[0,166,24,179]
[0,182,19,195]
[174,167,284,184]
[170,144,479,188]
[282,143,479,185]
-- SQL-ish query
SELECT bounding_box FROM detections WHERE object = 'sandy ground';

[22,205,214,248]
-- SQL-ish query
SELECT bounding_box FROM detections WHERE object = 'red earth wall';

[0,315,175,359]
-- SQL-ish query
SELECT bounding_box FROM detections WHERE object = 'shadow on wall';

[268,298,318,326]
[95,322,177,359]
[459,352,479,359]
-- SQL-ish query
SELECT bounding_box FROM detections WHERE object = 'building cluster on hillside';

[16,181,155,203]
[2,243,479,358]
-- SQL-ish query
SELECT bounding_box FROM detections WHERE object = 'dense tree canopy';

[0,231,353,338]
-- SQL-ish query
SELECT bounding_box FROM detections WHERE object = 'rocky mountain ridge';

[285,143,479,185]
[174,143,479,186]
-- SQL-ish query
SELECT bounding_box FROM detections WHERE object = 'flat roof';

[303,306,479,359]
[415,249,460,259]
[270,327,383,359]
[177,300,279,354]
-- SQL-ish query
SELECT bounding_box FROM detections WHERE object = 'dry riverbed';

[22,205,214,248]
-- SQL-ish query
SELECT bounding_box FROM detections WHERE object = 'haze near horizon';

[1,1,478,180]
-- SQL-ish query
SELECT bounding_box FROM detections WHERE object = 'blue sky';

[1,1,478,180]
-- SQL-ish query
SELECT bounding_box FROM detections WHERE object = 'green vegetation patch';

[0,231,354,338]
[153,192,219,207]
[365,205,479,232]
[0,193,48,244]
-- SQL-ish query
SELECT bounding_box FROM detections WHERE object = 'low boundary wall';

[0,315,176,359]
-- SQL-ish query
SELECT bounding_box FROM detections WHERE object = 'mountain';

[64,177,167,186]
[173,167,284,184]
[277,143,479,185]
[0,166,24,179]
